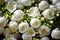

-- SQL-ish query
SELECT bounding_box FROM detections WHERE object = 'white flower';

[11,10,24,21]
[25,28,36,36]
[5,35,17,40]
[51,0,60,4]
[28,7,40,17]
[0,27,4,34]
[17,0,24,9]
[42,9,54,20]
[30,18,41,28]
[40,37,50,40]
[38,25,50,37]
[9,21,18,33]
[51,28,60,39]
[3,28,11,37]
[6,1,17,13]
[0,17,7,28]
[49,5,57,12]
[17,3,24,9]
[18,22,29,33]
[17,0,32,6]
[22,33,32,40]
[39,1,49,11]
[55,2,60,13]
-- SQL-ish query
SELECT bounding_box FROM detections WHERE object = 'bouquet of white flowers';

[0,0,60,40]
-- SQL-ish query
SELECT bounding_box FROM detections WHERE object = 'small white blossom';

[17,0,24,9]
[28,7,40,17]
[9,21,18,33]
[38,25,50,37]
[39,1,49,11]
[5,35,17,40]
[22,33,32,40]
[17,0,32,6]
[40,37,50,40]
[30,18,41,28]
[49,5,57,12]
[51,28,60,39]
[25,28,36,36]
[18,22,29,33]
[51,0,60,4]
[11,10,24,21]
[0,17,7,28]
[55,2,60,13]
[42,9,54,20]
[17,3,24,9]
[6,1,17,13]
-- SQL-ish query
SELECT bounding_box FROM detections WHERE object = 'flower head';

[28,7,40,17]
[5,35,17,40]
[42,9,54,20]
[49,5,57,12]
[51,28,60,39]
[9,21,18,33]
[6,1,17,13]
[51,0,60,4]
[30,18,41,28]
[25,28,36,36]
[11,10,24,21]
[0,17,7,28]
[38,25,50,37]
[39,1,49,11]
[17,0,32,6]
[18,22,29,33]
[22,33,32,40]
[40,37,50,40]
[55,2,60,13]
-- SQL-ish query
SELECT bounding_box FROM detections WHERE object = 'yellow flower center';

[41,28,46,34]
[30,9,34,14]
[28,29,34,35]
[21,25,25,31]
[34,21,38,26]
[48,10,53,18]
[8,4,14,10]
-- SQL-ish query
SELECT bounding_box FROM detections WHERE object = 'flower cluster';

[0,0,60,40]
